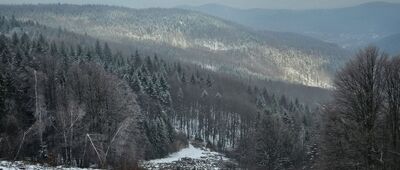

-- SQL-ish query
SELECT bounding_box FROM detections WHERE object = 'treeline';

[320,47,400,170]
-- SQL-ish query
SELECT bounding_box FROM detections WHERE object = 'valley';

[0,1,399,170]
[180,2,400,51]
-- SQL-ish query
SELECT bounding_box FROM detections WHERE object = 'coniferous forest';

[0,16,316,169]
[0,2,399,170]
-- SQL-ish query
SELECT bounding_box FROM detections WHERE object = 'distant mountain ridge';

[0,4,349,87]
[374,33,400,56]
[180,2,400,49]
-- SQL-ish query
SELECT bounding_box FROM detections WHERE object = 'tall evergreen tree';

[134,50,142,68]
[0,69,5,129]
[11,32,18,46]
[95,39,102,58]
[206,75,212,87]
[0,34,10,64]
[190,74,196,85]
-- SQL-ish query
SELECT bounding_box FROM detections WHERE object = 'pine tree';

[11,32,18,46]
[95,39,102,59]
[206,75,212,87]
[36,34,47,53]
[134,50,142,68]
[190,74,196,85]
[279,95,288,109]
[131,75,142,92]
[14,48,22,66]
[153,54,159,68]
[247,85,253,95]
[103,42,112,63]
[86,49,93,61]
[76,44,82,56]
[256,95,266,109]
[158,75,171,106]
[176,62,182,74]
[69,45,76,59]
[10,15,19,27]
[20,33,30,52]
[0,69,5,128]
[145,56,153,72]
[0,35,10,64]
[50,41,58,56]
[148,74,158,98]
[181,72,186,84]
[60,42,67,57]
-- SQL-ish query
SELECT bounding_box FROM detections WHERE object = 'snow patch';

[0,161,100,170]
[149,144,224,164]
[140,142,236,169]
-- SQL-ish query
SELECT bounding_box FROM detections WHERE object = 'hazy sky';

[0,0,399,9]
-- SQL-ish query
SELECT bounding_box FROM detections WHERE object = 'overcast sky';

[0,0,398,9]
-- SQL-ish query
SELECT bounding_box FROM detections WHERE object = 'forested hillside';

[181,2,400,49]
[0,4,349,88]
[0,16,178,169]
[0,1,398,170]
[0,15,327,169]
[374,33,400,55]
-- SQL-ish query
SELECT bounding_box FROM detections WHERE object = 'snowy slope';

[0,4,349,88]
[140,142,236,169]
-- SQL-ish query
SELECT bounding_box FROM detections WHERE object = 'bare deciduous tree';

[324,46,387,169]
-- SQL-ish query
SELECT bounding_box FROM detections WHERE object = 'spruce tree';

[181,72,186,84]
[0,69,5,129]
[11,32,18,46]
[50,41,58,56]
[158,76,171,106]
[20,33,30,52]
[14,48,22,66]
[0,34,10,64]
[36,34,47,53]
[131,75,142,92]
[134,50,142,68]
[95,39,102,59]
[190,74,196,84]
[206,75,212,87]
[103,42,112,65]
[145,56,153,72]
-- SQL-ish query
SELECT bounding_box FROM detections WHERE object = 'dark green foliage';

[94,40,102,58]
[0,15,333,170]
[0,17,178,169]
[206,74,212,87]
[190,74,196,84]
[0,68,6,130]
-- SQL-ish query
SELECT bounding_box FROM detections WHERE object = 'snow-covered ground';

[140,142,237,169]
[0,161,100,170]
[1,143,236,170]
